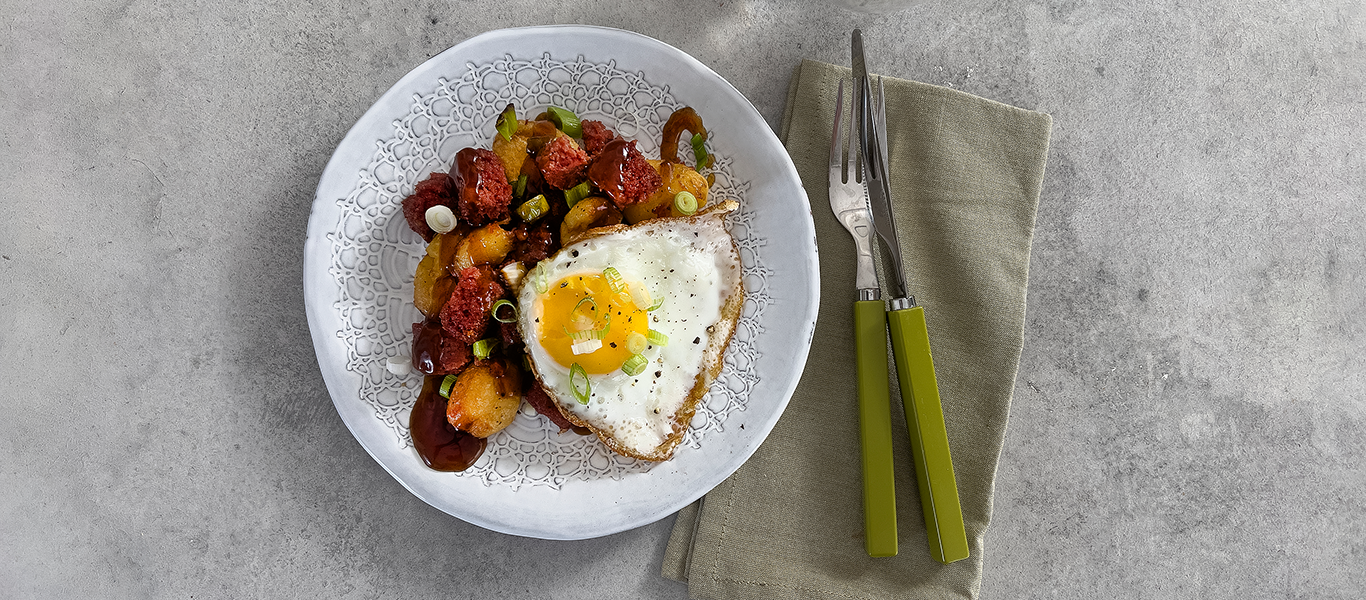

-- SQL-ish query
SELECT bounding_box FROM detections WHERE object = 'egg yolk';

[537,273,649,374]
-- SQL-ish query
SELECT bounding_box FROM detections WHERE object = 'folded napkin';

[661,59,1052,599]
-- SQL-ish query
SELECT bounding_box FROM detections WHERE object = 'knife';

[853,29,970,565]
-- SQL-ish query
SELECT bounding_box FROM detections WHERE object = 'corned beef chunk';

[587,138,662,208]
[535,134,590,190]
[440,267,504,344]
[453,148,512,225]
[400,172,456,241]
[580,120,618,156]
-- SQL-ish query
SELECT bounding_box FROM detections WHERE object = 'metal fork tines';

[828,78,880,300]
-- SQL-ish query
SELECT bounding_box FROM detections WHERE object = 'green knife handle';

[887,306,969,564]
[854,299,897,557]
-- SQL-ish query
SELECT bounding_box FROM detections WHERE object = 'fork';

[829,78,898,558]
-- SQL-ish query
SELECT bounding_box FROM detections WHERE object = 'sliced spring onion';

[674,191,698,216]
[570,338,603,355]
[491,299,518,323]
[564,180,592,208]
[496,104,517,141]
[602,267,625,294]
[570,313,595,331]
[385,355,412,376]
[570,297,599,329]
[628,282,652,311]
[647,329,669,346]
[647,296,665,312]
[621,354,648,376]
[691,132,712,169]
[569,363,591,404]
[546,106,583,138]
[533,263,549,294]
[472,338,497,360]
[598,311,612,337]
[513,174,528,199]
[425,204,458,233]
[625,332,647,355]
[566,328,600,342]
[518,194,549,222]
[439,374,458,398]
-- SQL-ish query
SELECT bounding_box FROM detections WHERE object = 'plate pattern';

[326,53,773,489]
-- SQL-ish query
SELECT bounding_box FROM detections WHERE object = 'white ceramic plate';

[304,25,818,540]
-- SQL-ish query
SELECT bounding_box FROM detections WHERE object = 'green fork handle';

[854,299,897,557]
[888,305,969,564]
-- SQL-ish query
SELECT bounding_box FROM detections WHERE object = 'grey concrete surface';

[2,0,1362,598]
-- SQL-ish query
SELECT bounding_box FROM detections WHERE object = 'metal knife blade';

[852,29,868,109]
[853,34,910,302]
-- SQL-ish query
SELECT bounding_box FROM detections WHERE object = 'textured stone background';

[2,0,1362,598]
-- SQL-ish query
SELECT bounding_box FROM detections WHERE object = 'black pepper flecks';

[693,337,700,344]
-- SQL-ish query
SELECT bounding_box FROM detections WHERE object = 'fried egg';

[517,201,743,460]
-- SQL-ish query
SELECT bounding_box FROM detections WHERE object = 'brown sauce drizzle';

[586,138,633,202]
[410,375,486,471]
[659,107,706,165]
[410,317,444,375]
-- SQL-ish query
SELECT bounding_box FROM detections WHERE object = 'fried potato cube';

[560,196,623,245]
[491,133,528,182]
[445,361,522,438]
[413,232,462,317]
[453,223,514,272]
[623,160,710,224]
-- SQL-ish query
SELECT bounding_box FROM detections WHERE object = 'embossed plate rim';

[304,25,819,540]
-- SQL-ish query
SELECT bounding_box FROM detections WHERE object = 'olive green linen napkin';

[661,59,1052,599]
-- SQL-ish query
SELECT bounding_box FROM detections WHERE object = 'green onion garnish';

[647,329,669,346]
[570,338,603,355]
[496,104,517,141]
[621,354,648,376]
[626,332,647,355]
[533,264,549,294]
[566,299,611,339]
[571,296,599,326]
[691,132,712,169]
[518,194,549,222]
[491,299,518,323]
[602,267,625,294]
[627,282,652,311]
[472,338,497,360]
[439,374,458,398]
[569,363,591,404]
[566,328,599,342]
[513,174,528,199]
[564,180,592,208]
[674,191,698,216]
[546,106,583,138]
[647,296,665,312]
